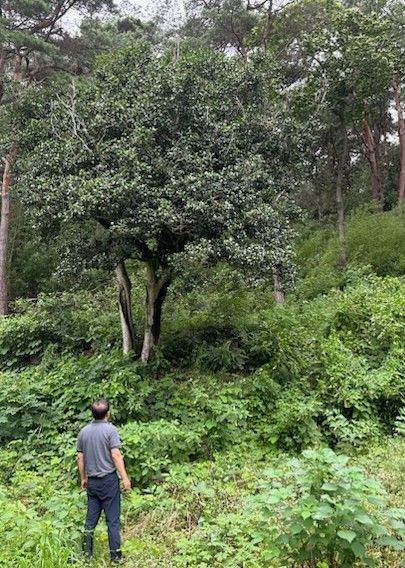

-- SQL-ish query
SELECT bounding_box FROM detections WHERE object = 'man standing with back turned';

[77,399,131,563]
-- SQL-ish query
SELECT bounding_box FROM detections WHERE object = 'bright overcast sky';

[63,0,185,32]
[64,1,290,34]
[121,0,163,18]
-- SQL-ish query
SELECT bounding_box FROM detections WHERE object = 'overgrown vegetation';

[1,0,405,566]
[0,269,404,566]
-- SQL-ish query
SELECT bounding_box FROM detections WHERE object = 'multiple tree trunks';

[362,121,383,208]
[394,81,405,206]
[119,258,286,360]
[0,147,17,316]
[141,260,171,364]
[115,261,136,355]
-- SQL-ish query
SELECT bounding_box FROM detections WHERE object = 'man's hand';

[81,477,88,491]
[111,448,131,491]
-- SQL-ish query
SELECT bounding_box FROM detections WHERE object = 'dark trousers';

[83,472,121,561]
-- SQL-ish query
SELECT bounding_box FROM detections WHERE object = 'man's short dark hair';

[91,399,110,420]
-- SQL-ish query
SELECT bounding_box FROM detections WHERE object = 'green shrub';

[160,267,267,372]
[295,224,343,299]
[295,210,405,299]
[194,339,247,372]
[258,387,323,450]
[120,420,203,485]
[177,448,405,568]
[146,374,253,454]
[161,323,262,372]
[0,352,149,445]
[345,209,405,277]
[0,485,85,568]
[255,276,405,449]
[0,276,403,459]
[0,313,57,369]
[0,355,251,459]
[0,290,123,370]
[357,438,405,511]
[176,511,263,568]
[247,448,405,567]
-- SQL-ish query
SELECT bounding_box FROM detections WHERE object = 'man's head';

[91,399,110,420]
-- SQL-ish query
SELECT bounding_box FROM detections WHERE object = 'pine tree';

[0,0,113,315]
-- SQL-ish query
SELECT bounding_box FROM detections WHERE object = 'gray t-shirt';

[77,420,121,478]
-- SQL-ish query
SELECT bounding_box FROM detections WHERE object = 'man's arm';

[111,448,131,491]
[77,451,88,490]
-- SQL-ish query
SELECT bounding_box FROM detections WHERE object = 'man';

[76,399,131,563]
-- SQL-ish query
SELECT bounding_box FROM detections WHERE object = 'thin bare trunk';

[237,42,248,62]
[363,121,382,208]
[394,81,405,205]
[262,0,274,49]
[272,266,285,304]
[14,54,23,82]
[336,131,348,265]
[0,49,6,103]
[115,260,135,355]
[141,260,171,364]
[381,121,389,205]
[0,147,17,316]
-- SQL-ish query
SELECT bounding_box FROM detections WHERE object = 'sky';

[63,0,186,33]
[121,0,166,19]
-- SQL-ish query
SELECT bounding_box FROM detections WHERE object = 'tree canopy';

[17,45,297,360]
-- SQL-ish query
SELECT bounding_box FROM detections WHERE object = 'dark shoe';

[110,549,122,563]
[82,531,94,559]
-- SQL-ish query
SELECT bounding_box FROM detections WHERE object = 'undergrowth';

[0,272,404,567]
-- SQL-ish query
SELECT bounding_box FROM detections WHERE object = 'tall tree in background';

[182,0,259,57]
[389,1,405,206]
[395,80,405,206]
[348,0,405,207]
[0,0,114,315]
[182,0,290,57]
[60,15,162,72]
[272,0,397,260]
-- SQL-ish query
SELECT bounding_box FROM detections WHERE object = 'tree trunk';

[14,54,23,82]
[115,260,135,355]
[336,131,348,265]
[0,49,6,103]
[394,81,405,206]
[262,0,274,49]
[141,259,171,364]
[0,148,17,316]
[363,121,382,208]
[272,266,285,304]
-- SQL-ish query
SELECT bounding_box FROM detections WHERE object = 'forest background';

[0,0,404,566]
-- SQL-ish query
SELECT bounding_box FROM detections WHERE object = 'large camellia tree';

[17,45,297,362]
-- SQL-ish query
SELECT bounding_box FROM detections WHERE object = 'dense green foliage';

[179,447,404,567]
[1,275,403,450]
[1,0,405,567]
[0,272,404,566]
[296,210,405,297]
[17,46,296,282]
